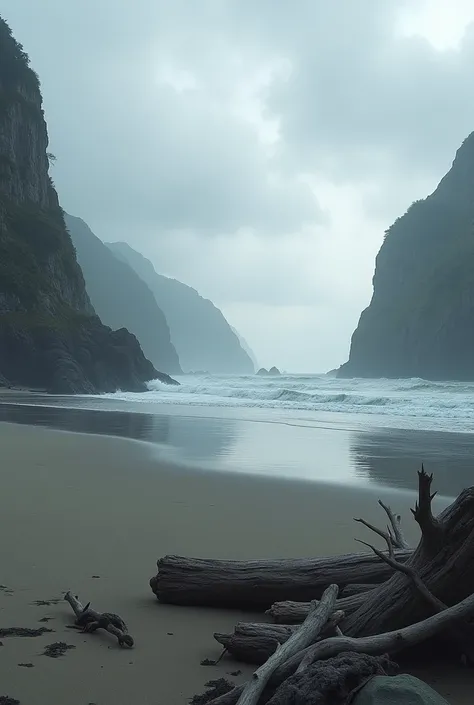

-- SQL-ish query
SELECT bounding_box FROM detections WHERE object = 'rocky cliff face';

[108,242,255,374]
[65,214,181,375]
[339,132,474,381]
[0,17,168,393]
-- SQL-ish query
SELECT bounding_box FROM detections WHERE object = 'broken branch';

[410,466,443,547]
[378,499,410,550]
[64,591,133,648]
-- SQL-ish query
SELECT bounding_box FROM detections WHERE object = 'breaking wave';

[101,373,474,433]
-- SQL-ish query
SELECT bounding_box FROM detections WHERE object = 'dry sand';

[0,421,471,704]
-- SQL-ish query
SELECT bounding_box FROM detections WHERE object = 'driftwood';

[235,584,338,705]
[340,584,375,597]
[202,590,474,705]
[215,611,345,664]
[357,523,474,664]
[64,592,133,647]
[266,593,368,624]
[343,469,474,636]
[151,551,411,608]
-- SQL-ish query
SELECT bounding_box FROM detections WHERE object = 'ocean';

[108,373,474,434]
[2,373,474,496]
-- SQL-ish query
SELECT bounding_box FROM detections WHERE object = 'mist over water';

[105,373,474,434]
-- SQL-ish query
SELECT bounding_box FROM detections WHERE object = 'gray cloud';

[3,0,474,370]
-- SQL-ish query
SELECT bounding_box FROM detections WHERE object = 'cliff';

[339,132,474,381]
[65,214,181,375]
[108,242,255,374]
[0,17,171,393]
[230,326,259,370]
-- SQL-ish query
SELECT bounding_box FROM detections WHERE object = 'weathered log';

[214,611,345,664]
[214,623,297,664]
[343,469,474,636]
[235,584,338,705]
[151,550,411,608]
[202,588,474,705]
[64,591,133,648]
[340,584,375,597]
[267,593,368,624]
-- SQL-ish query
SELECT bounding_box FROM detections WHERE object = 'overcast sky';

[4,1,474,371]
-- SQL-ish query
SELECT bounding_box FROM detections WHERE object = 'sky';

[4,1,474,372]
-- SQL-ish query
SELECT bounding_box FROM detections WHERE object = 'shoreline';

[2,393,474,497]
[0,421,471,703]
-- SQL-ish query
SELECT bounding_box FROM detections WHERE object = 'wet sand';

[0,421,472,704]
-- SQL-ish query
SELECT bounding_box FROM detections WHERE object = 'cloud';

[3,0,474,370]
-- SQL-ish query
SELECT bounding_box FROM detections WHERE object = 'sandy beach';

[0,420,472,704]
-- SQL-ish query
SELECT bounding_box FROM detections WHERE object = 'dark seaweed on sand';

[43,642,76,658]
[0,698,20,705]
[190,679,234,705]
[32,598,61,606]
[0,627,52,638]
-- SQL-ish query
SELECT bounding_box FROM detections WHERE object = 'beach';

[0,418,472,704]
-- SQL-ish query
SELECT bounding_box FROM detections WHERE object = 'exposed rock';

[352,674,450,705]
[258,366,281,376]
[339,132,474,381]
[108,242,255,374]
[65,214,181,375]
[0,17,170,394]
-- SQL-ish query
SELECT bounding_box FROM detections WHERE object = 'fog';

[4,0,474,370]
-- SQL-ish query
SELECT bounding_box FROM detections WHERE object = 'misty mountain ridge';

[107,242,255,375]
[65,214,181,375]
[339,131,474,381]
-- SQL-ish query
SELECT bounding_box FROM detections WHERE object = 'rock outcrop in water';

[339,132,474,381]
[65,214,181,375]
[0,17,171,393]
[257,366,281,376]
[108,241,255,374]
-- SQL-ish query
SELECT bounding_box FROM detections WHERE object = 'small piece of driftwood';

[64,592,133,648]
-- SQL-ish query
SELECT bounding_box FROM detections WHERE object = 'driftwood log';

[215,611,345,664]
[340,583,376,597]
[266,592,370,624]
[150,551,410,608]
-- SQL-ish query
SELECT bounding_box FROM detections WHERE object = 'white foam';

[99,373,474,433]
